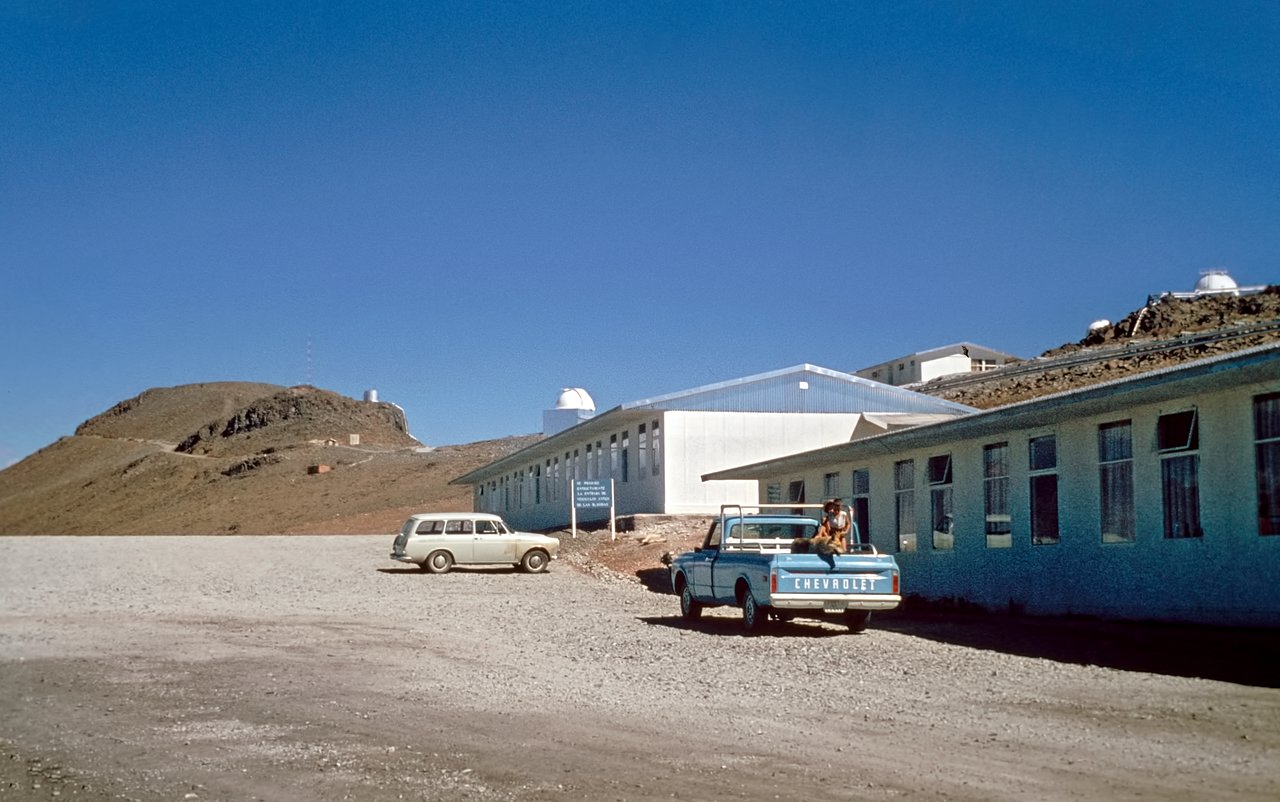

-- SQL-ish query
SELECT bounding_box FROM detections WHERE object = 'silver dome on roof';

[554,388,596,411]
[1195,270,1239,293]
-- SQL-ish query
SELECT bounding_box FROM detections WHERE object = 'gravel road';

[1,536,1277,801]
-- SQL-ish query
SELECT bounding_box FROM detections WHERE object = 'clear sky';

[2,1,1276,465]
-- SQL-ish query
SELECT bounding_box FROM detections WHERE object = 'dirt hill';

[0,383,540,535]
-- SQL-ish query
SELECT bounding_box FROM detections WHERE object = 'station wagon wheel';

[843,610,871,633]
[423,550,453,574]
[679,583,703,621]
[741,594,769,633]
[520,549,550,573]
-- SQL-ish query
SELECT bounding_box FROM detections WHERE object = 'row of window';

[769,392,1280,550]
[478,419,663,511]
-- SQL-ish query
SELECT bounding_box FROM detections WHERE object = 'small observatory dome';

[1195,270,1238,293]
[1088,319,1111,335]
[554,388,596,412]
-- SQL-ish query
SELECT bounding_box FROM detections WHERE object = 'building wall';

[752,378,1280,625]
[662,411,863,514]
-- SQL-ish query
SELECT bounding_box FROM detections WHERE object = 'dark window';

[1029,435,1059,545]
[1157,410,1202,538]
[1256,392,1280,536]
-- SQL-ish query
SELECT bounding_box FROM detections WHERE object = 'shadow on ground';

[874,609,1280,689]
[637,568,1279,687]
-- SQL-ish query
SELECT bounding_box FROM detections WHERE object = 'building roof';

[704,342,1280,482]
[452,364,975,485]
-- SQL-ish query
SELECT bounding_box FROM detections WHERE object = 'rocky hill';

[0,383,540,535]
[925,288,1280,408]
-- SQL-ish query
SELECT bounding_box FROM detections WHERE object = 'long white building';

[451,364,974,531]
[705,344,1280,626]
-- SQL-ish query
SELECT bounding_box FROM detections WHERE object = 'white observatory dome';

[1088,319,1111,334]
[554,388,595,411]
[1195,270,1238,293]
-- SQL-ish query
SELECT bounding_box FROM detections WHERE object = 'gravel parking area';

[1,535,1278,801]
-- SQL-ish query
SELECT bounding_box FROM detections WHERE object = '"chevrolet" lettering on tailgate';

[789,575,883,592]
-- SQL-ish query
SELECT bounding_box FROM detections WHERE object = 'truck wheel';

[679,584,703,621]
[844,610,871,633]
[423,550,453,574]
[520,549,550,573]
[742,594,770,633]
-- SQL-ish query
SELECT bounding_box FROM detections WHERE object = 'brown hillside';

[926,288,1280,409]
[0,383,541,535]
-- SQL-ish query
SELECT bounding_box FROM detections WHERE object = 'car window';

[704,521,721,549]
[445,520,473,534]
[475,520,499,534]
[415,520,445,535]
[496,521,512,534]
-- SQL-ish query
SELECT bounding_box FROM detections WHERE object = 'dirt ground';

[2,535,1278,802]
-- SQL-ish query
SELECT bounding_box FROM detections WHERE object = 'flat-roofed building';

[706,343,1280,626]
[856,342,1021,387]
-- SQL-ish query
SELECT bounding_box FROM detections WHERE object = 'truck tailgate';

[771,554,900,607]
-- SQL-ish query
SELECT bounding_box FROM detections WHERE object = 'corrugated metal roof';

[622,364,973,415]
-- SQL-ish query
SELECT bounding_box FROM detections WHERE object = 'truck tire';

[742,593,770,633]
[679,584,703,621]
[844,610,871,633]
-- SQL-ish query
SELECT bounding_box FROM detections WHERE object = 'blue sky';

[2,1,1276,465]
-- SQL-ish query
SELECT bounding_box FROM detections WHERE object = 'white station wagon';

[390,512,560,574]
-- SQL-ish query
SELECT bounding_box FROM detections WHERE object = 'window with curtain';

[1029,435,1059,545]
[1256,392,1280,536]
[1098,421,1135,543]
[894,459,916,552]
[984,442,1011,548]
[928,454,954,550]
[1158,409,1202,538]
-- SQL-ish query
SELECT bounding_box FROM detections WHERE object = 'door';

[686,521,721,597]
[443,519,475,562]
[471,518,517,564]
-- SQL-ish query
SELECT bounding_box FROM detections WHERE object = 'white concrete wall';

[749,378,1280,626]
[663,411,863,514]
[919,353,973,383]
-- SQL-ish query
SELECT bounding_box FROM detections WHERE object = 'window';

[651,420,661,476]
[415,520,445,535]
[609,434,619,478]
[585,443,594,479]
[983,443,1011,548]
[928,455,953,550]
[638,423,649,474]
[476,519,499,534]
[536,463,543,505]
[894,459,916,552]
[1098,421,1135,543]
[851,468,870,546]
[1257,392,1280,536]
[552,457,560,501]
[620,430,629,483]
[823,472,841,500]
[766,482,784,504]
[596,440,605,480]
[1158,410,1202,538]
[445,519,474,534]
[787,480,805,514]
[1029,435,1059,545]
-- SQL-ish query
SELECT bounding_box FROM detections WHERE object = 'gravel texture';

[1,535,1278,802]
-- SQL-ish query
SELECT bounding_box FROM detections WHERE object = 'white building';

[705,343,1280,626]
[451,365,974,531]
[1150,269,1268,303]
[856,342,1021,387]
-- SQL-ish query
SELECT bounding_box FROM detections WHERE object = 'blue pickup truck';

[667,505,901,633]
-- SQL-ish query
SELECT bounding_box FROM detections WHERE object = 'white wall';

[749,378,1280,625]
[663,411,862,514]
[919,353,972,383]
